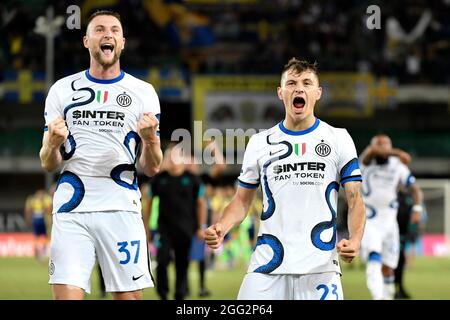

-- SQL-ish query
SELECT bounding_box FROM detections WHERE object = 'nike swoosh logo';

[132,274,144,281]
[270,149,283,156]
[72,96,84,101]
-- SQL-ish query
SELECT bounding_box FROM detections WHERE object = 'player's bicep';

[235,186,257,211]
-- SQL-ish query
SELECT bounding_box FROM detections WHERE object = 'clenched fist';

[138,112,159,144]
[47,117,69,148]
[205,223,224,249]
[336,238,360,263]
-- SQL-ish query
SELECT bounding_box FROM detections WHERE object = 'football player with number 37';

[40,10,162,300]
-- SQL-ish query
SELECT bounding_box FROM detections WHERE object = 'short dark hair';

[86,10,122,30]
[281,57,318,78]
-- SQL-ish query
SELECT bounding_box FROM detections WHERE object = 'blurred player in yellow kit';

[24,189,52,262]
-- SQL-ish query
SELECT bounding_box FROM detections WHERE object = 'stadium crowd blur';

[1,0,449,83]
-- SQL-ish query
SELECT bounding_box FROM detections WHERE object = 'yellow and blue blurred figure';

[24,189,52,262]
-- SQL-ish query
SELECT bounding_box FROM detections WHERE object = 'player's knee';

[52,284,85,300]
[113,290,143,300]
[381,265,394,277]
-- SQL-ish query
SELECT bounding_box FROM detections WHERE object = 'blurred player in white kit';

[359,134,423,300]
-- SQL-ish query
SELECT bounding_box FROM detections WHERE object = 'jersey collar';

[278,118,320,136]
[85,69,125,84]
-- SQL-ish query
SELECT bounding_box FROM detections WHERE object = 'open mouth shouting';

[293,96,306,112]
[100,43,115,56]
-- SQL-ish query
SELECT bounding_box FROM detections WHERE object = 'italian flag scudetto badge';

[96,90,108,104]
[294,143,306,156]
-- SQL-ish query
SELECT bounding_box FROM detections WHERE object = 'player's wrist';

[45,140,63,150]
[142,136,160,146]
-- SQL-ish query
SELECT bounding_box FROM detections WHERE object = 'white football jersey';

[238,118,362,275]
[360,156,414,224]
[44,70,160,213]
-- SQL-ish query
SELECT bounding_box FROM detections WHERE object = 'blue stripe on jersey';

[310,181,338,251]
[340,175,362,185]
[278,118,320,136]
[261,135,293,221]
[365,204,377,219]
[110,164,138,190]
[362,167,375,197]
[124,131,141,160]
[238,179,259,189]
[340,158,360,180]
[56,171,85,213]
[253,234,284,274]
[85,69,125,84]
[406,174,415,187]
[63,80,95,119]
[61,133,76,160]
[389,199,399,209]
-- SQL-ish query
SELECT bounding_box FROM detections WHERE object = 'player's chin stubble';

[93,48,121,68]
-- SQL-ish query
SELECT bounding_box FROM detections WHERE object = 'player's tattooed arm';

[337,181,366,263]
[345,181,365,243]
[40,117,68,172]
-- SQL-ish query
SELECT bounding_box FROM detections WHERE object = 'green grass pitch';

[0,256,450,300]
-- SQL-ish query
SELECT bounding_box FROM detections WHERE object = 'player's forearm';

[411,183,424,206]
[39,144,62,172]
[218,197,250,236]
[139,141,163,177]
[347,200,366,244]
[345,182,366,243]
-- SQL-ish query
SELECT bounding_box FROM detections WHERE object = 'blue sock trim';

[368,252,381,262]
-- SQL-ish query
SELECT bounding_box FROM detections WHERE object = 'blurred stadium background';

[0,0,449,299]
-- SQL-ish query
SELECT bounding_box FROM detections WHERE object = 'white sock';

[383,275,395,300]
[366,261,384,300]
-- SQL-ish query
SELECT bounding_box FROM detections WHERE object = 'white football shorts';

[48,211,154,293]
[360,219,400,269]
[237,272,343,300]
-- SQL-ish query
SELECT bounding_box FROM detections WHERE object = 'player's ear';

[277,87,283,100]
[121,37,125,50]
[316,86,322,100]
[83,35,89,49]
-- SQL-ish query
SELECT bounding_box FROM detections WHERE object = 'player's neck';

[283,115,316,132]
[88,60,121,80]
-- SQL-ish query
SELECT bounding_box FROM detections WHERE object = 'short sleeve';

[398,163,414,187]
[237,134,260,189]
[338,129,362,186]
[44,82,63,131]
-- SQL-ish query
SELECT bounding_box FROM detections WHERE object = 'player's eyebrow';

[93,24,122,30]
